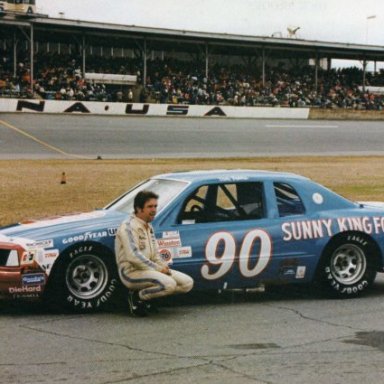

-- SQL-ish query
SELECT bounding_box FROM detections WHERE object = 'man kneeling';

[115,190,194,316]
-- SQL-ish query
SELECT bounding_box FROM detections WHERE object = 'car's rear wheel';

[46,244,119,312]
[319,235,377,298]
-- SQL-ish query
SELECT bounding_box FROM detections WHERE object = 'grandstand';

[1,10,384,109]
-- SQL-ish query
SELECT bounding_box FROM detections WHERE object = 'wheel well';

[319,231,382,272]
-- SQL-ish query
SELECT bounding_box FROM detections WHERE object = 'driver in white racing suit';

[115,190,194,315]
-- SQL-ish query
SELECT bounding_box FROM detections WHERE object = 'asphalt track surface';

[3,281,384,384]
[1,113,384,159]
[2,113,384,384]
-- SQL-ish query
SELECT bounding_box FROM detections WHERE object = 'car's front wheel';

[46,244,119,312]
[319,235,377,298]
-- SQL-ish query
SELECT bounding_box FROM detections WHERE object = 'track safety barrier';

[0,99,310,119]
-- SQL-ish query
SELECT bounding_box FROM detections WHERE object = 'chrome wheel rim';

[330,244,366,285]
[66,254,108,299]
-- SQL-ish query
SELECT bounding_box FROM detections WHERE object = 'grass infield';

[1,156,384,226]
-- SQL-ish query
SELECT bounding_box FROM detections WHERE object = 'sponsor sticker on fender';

[157,237,182,248]
[162,231,180,238]
[22,273,46,286]
[159,248,173,264]
[9,286,42,294]
[44,250,59,259]
[29,239,54,249]
[175,246,192,258]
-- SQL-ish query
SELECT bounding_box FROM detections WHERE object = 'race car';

[1,169,384,312]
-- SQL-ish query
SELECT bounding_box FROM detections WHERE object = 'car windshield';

[105,178,188,214]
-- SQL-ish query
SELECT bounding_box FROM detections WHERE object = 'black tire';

[319,234,377,298]
[46,244,119,312]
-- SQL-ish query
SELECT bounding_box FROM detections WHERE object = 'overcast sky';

[36,0,384,69]
[37,0,383,45]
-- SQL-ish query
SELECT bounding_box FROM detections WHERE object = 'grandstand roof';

[1,14,384,61]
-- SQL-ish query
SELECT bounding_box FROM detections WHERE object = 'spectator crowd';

[1,48,384,110]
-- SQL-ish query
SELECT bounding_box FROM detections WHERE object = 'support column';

[143,38,147,86]
[262,48,265,87]
[13,31,17,77]
[205,42,209,79]
[30,24,34,94]
[315,54,319,95]
[82,34,86,77]
[362,59,367,92]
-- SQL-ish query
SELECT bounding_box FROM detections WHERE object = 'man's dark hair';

[134,190,159,213]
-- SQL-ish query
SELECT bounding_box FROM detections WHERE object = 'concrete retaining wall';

[0,99,310,119]
[1,98,384,120]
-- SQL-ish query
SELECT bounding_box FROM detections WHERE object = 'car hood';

[0,210,127,241]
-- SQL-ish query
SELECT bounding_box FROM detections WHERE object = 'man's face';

[136,198,158,223]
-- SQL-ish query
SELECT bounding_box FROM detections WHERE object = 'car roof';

[153,169,309,183]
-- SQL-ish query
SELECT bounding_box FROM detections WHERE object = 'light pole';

[365,15,376,44]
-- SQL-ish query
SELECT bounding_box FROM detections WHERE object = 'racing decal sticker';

[181,219,196,225]
[21,251,35,265]
[280,266,297,278]
[279,265,306,279]
[312,193,324,205]
[176,246,192,258]
[162,231,180,238]
[62,230,112,244]
[282,219,333,241]
[22,273,46,286]
[202,230,272,280]
[8,286,42,295]
[38,249,60,274]
[282,216,384,242]
[157,237,182,248]
[25,239,54,248]
[159,249,173,264]
[218,175,250,182]
[296,266,306,279]
[157,231,182,248]
[44,250,59,259]
[157,232,192,263]
[159,246,193,264]
[108,228,118,236]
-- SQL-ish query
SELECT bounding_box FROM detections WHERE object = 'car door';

[157,180,284,290]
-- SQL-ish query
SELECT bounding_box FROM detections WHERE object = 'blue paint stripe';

[120,268,165,296]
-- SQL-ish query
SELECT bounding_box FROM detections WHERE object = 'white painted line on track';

[265,124,339,129]
[0,119,89,159]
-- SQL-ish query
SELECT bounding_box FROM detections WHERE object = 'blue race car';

[1,169,384,311]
